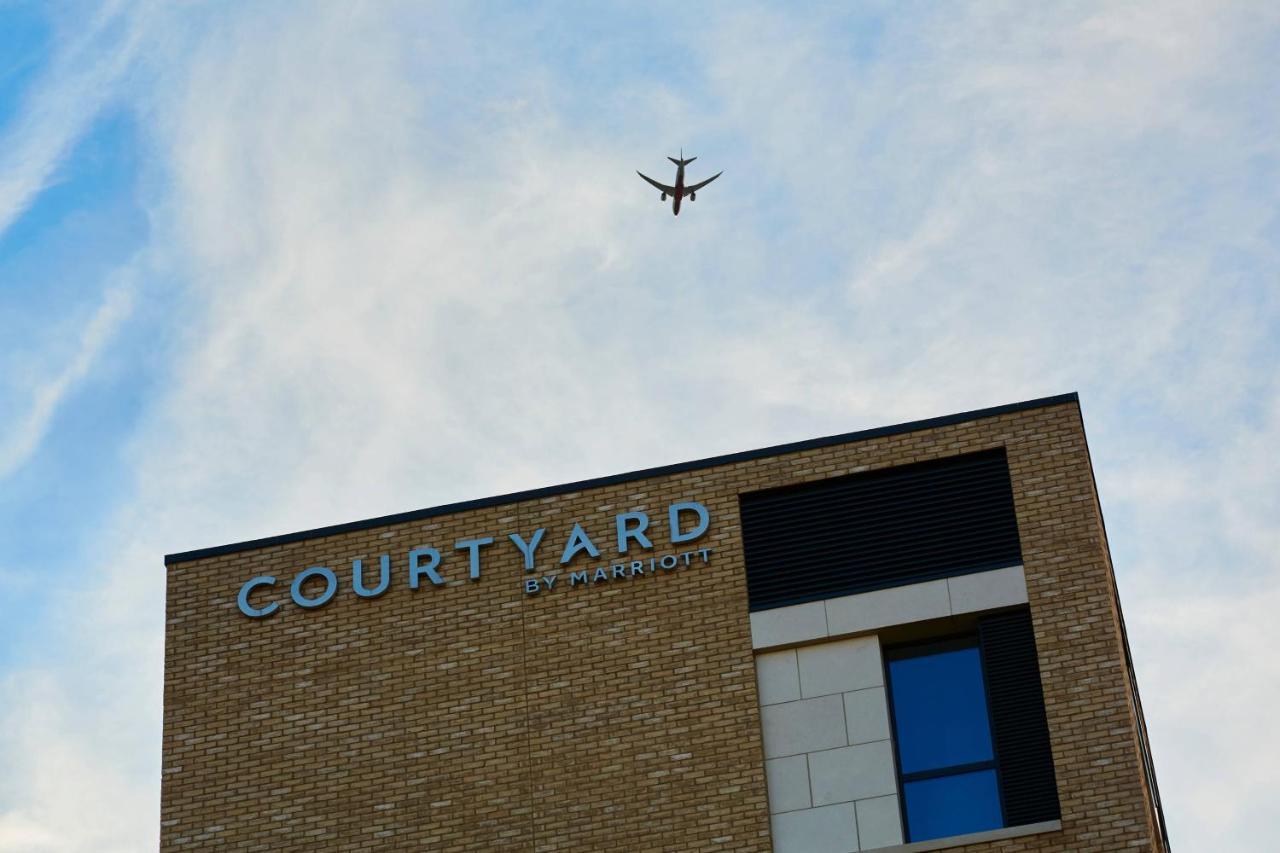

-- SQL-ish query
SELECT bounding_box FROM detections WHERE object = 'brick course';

[161,398,1165,851]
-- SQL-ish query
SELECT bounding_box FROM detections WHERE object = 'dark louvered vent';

[739,448,1022,611]
[979,608,1061,827]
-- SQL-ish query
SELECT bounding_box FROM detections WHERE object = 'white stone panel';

[765,754,811,814]
[855,795,903,850]
[843,687,891,745]
[948,565,1028,615]
[771,802,859,853]
[808,740,899,806]
[825,580,950,635]
[760,694,848,759]
[797,636,883,698]
[751,601,828,649]
[756,650,801,706]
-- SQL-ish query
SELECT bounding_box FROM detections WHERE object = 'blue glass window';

[903,770,1002,840]
[887,640,1003,842]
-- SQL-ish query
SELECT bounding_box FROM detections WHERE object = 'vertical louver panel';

[739,449,1022,611]
[979,608,1061,827]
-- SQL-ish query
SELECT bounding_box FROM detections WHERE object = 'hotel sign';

[236,501,713,618]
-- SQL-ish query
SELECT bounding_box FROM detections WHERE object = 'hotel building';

[161,393,1168,852]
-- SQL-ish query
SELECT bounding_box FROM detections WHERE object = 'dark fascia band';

[164,392,1080,566]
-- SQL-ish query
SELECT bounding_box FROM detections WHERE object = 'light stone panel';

[807,741,898,806]
[855,795,903,850]
[755,649,801,705]
[760,694,848,759]
[758,635,902,852]
[947,565,1028,614]
[750,567,1029,652]
[770,802,859,853]
[797,636,882,698]
[765,755,811,814]
[750,601,827,648]
[843,687,891,745]
[824,580,951,636]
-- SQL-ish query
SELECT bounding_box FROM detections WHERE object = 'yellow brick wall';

[161,399,1164,851]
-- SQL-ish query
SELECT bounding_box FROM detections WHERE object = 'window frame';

[883,634,1007,842]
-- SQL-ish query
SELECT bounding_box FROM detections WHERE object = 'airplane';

[637,150,721,216]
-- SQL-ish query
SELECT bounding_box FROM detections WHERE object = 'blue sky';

[0,2,1277,849]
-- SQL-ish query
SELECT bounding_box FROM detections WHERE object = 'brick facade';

[161,396,1166,851]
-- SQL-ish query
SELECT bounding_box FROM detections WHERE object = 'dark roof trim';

[164,392,1078,565]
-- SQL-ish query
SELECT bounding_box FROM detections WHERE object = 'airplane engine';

[690,192,696,201]
[661,192,666,201]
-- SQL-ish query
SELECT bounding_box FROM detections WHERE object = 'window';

[886,638,1003,842]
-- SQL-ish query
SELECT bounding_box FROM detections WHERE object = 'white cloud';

[0,658,158,853]
[1,1,1276,850]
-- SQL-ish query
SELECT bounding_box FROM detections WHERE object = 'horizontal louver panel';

[739,449,1022,611]
[979,608,1061,827]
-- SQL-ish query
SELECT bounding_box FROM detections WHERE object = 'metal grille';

[979,608,1061,827]
[740,449,1022,611]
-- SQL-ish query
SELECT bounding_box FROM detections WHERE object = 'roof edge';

[164,392,1079,565]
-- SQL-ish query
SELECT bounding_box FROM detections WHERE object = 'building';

[161,393,1169,851]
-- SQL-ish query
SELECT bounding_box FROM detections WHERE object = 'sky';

[0,1,1276,849]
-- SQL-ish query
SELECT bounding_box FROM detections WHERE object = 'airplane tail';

[668,149,696,166]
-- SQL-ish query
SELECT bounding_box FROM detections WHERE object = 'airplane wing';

[637,171,677,194]
[685,171,722,194]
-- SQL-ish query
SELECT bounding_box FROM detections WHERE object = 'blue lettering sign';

[352,555,391,598]
[291,566,338,609]
[509,528,546,571]
[409,547,443,588]
[560,523,601,564]
[238,576,278,618]
[615,511,652,553]
[455,537,493,580]
[669,501,709,544]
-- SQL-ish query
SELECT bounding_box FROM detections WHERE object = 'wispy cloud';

[0,1,143,240]
[0,2,1276,850]
[0,0,153,486]
[0,282,133,479]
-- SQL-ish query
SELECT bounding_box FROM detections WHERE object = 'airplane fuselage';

[637,153,720,216]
